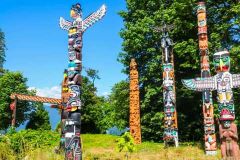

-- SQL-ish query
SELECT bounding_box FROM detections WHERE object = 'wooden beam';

[10,93,61,104]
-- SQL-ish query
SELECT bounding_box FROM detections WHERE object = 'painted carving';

[161,26,178,147]
[182,50,240,159]
[219,121,239,158]
[197,2,208,52]
[60,3,106,159]
[129,58,142,144]
[196,2,217,155]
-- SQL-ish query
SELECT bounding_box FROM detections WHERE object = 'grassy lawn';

[1,133,222,160]
[81,134,221,160]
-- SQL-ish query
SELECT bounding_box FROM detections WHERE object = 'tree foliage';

[26,102,51,130]
[119,0,240,141]
[0,71,33,130]
[80,78,129,133]
[0,29,5,69]
[85,68,100,86]
[97,80,130,132]
[80,76,105,133]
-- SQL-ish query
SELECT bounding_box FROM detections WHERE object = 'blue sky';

[0,0,127,99]
[0,0,127,129]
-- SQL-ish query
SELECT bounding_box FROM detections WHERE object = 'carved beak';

[220,59,224,71]
[70,10,75,18]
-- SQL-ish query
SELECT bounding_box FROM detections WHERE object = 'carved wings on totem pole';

[182,74,240,91]
[59,4,107,32]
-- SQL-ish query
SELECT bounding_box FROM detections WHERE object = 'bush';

[116,132,136,153]
[0,129,60,159]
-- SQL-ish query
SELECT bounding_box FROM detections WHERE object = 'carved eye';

[214,58,220,63]
[75,40,81,44]
[222,56,229,62]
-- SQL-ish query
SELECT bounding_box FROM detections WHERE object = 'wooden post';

[11,96,17,128]
[129,58,141,144]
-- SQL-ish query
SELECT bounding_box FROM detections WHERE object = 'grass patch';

[82,134,221,160]
[0,131,222,160]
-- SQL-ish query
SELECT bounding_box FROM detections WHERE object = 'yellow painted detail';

[220,59,224,71]
[71,106,78,112]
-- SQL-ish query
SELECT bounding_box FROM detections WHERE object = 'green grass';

[0,131,222,160]
[82,134,221,160]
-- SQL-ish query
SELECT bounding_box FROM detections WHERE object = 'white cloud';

[98,91,110,97]
[28,86,61,99]
[28,86,111,99]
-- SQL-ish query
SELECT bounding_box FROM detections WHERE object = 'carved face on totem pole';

[130,59,138,80]
[213,51,230,73]
[163,64,174,87]
[130,59,137,70]
[214,51,233,123]
[182,50,239,128]
[70,3,82,20]
[197,2,208,51]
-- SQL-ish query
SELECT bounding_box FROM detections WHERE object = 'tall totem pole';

[129,58,141,144]
[161,25,178,147]
[59,3,106,159]
[182,50,240,159]
[197,2,217,155]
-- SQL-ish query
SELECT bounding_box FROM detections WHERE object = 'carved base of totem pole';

[203,103,217,155]
[220,121,239,160]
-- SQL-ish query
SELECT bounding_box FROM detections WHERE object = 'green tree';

[0,29,6,73]
[80,76,105,133]
[85,68,100,86]
[0,71,33,130]
[119,0,240,141]
[97,80,130,132]
[26,102,51,130]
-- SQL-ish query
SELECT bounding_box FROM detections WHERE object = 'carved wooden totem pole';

[60,69,70,150]
[129,58,142,144]
[59,3,106,159]
[161,25,178,147]
[182,50,240,159]
[197,2,217,155]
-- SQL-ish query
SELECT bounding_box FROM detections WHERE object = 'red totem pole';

[129,58,142,144]
[197,1,216,155]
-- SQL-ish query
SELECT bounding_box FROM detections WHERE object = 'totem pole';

[51,70,71,152]
[129,58,141,144]
[197,1,217,155]
[59,3,106,159]
[182,50,240,159]
[60,69,70,150]
[161,25,178,147]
